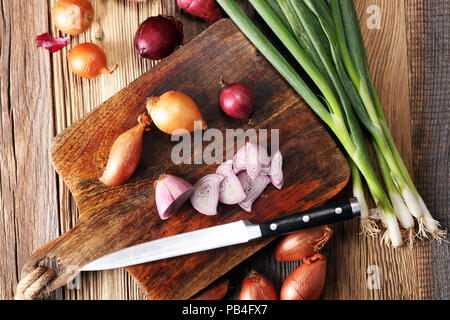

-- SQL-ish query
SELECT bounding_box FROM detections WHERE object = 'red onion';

[219,79,255,120]
[177,0,222,23]
[238,171,271,212]
[270,150,283,189]
[190,174,223,215]
[36,33,70,53]
[154,174,194,220]
[135,15,183,60]
[216,161,246,205]
[246,143,261,179]
[233,146,247,174]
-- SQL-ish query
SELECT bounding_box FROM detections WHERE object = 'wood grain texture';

[1,0,448,300]
[405,0,449,300]
[22,18,348,300]
[0,0,60,300]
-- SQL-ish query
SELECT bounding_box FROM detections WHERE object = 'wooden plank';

[229,0,437,300]
[405,0,449,300]
[22,18,348,300]
[48,0,204,300]
[0,0,60,299]
[322,0,430,300]
[1,0,447,300]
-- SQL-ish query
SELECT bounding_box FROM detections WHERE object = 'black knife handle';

[259,198,360,237]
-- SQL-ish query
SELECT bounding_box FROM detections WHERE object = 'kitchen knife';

[81,198,360,271]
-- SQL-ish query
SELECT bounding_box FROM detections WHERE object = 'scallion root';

[360,217,381,237]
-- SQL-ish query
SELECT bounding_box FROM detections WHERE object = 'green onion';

[216,0,402,246]
[334,0,444,240]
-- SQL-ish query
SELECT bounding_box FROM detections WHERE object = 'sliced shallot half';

[258,144,271,167]
[190,174,224,216]
[238,171,271,212]
[233,146,247,174]
[216,161,246,205]
[154,174,194,220]
[246,142,261,179]
[270,150,284,189]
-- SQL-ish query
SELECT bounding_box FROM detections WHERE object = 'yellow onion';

[100,114,151,186]
[68,43,118,79]
[274,225,333,262]
[280,253,327,300]
[52,0,94,35]
[146,91,207,134]
[239,270,277,300]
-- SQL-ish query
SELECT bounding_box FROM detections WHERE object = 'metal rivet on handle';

[302,215,310,223]
[270,223,277,231]
[335,207,343,214]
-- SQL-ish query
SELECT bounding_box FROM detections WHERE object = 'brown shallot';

[239,270,277,300]
[275,225,333,262]
[100,114,151,186]
[67,43,118,79]
[146,91,207,134]
[191,279,229,300]
[280,253,327,300]
[52,0,94,35]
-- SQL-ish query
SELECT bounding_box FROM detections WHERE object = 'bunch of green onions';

[216,0,445,247]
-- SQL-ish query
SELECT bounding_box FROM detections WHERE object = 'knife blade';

[81,198,360,271]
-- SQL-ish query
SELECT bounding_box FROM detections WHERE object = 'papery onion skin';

[135,15,183,60]
[68,43,118,79]
[275,226,333,262]
[191,279,229,300]
[154,174,194,220]
[52,0,94,35]
[100,114,152,186]
[177,0,223,23]
[146,91,207,134]
[220,80,255,120]
[36,33,70,53]
[239,270,277,300]
[280,254,327,300]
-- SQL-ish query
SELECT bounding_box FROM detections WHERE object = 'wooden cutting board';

[21,19,349,300]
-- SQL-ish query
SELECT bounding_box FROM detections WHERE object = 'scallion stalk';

[335,0,445,240]
[216,0,402,246]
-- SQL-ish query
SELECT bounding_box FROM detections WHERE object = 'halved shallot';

[258,144,271,167]
[246,143,261,179]
[270,150,283,189]
[190,174,224,215]
[238,171,271,212]
[216,161,246,205]
[233,146,247,174]
[154,174,194,220]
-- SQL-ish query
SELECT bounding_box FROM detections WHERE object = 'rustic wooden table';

[0,0,448,300]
